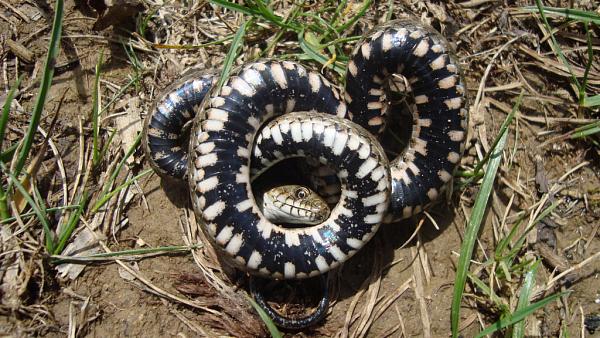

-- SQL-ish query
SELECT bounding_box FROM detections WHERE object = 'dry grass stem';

[410,245,431,337]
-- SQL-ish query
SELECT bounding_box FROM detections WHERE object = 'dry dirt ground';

[1,0,599,337]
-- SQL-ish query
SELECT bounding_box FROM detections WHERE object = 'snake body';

[144,20,467,280]
[144,73,216,179]
[346,20,467,222]
[189,61,391,278]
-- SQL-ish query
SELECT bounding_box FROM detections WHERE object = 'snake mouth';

[260,183,331,227]
[250,158,333,227]
[261,193,329,227]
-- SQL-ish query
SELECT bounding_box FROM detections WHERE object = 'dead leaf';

[114,95,143,164]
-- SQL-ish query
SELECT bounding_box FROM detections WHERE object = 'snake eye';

[295,187,308,199]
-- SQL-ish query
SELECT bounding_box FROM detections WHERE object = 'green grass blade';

[250,0,301,31]
[512,260,541,338]
[470,92,522,177]
[13,0,64,176]
[123,42,143,91]
[495,217,525,259]
[32,183,49,224]
[570,120,600,138]
[98,129,117,161]
[498,259,513,282]
[298,32,327,58]
[249,0,284,27]
[467,273,510,314]
[298,30,346,76]
[245,295,283,338]
[209,0,260,17]
[0,187,8,220]
[298,31,326,59]
[509,200,561,257]
[521,6,600,24]
[53,192,89,255]
[335,0,372,33]
[215,20,250,92]
[385,0,394,21]
[0,74,23,220]
[579,22,593,107]
[299,12,338,37]
[330,0,348,27]
[259,3,303,58]
[153,35,234,50]
[451,126,509,336]
[1,163,54,252]
[100,132,141,199]
[322,36,361,48]
[137,7,159,38]
[92,51,104,167]
[504,258,535,277]
[582,95,600,108]
[532,1,581,94]
[494,200,561,265]
[209,0,298,31]
[1,205,80,224]
[91,168,152,213]
[0,75,24,151]
[475,291,567,338]
[0,143,19,163]
[451,96,520,337]
[99,75,141,116]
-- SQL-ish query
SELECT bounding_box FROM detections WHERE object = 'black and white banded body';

[189,61,391,279]
[143,73,216,179]
[345,20,468,222]
[143,20,468,279]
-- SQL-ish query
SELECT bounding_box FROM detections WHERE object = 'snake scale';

[143,19,467,327]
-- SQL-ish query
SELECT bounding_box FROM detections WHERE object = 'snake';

[260,185,330,225]
[143,19,467,328]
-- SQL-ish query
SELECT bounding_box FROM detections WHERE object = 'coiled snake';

[143,19,467,329]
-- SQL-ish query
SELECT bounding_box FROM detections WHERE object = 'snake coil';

[143,19,467,328]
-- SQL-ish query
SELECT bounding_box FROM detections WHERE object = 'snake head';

[261,185,330,225]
